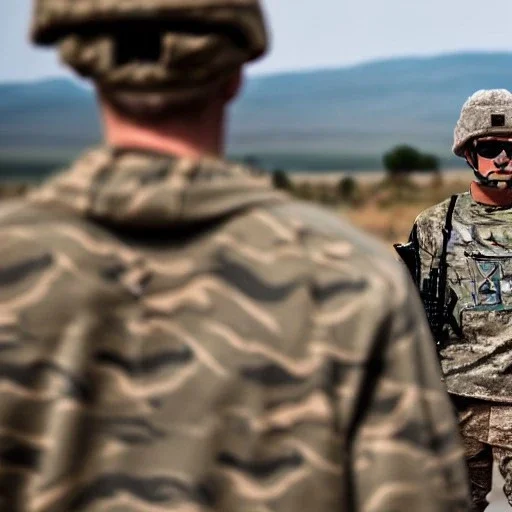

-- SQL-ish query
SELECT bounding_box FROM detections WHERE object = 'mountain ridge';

[1,51,512,175]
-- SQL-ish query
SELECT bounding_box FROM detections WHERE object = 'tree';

[383,145,422,176]
[417,154,440,173]
[272,169,292,191]
[383,145,441,183]
[337,176,358,203]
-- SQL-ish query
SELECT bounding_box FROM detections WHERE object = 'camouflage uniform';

[0,148,469,511]
[412,192,512,510]
[0,0,469,510]
[404,90,512,511]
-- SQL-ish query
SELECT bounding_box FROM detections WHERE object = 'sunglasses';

[475,140,512,159]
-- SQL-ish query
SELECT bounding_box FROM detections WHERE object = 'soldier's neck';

[470,181,512,207]
[101,102,226,159]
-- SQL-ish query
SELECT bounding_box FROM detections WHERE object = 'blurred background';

[1,1,512,509]
[1,0,512,247]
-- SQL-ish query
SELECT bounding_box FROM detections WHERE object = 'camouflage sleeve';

[394,205,445,288]
[349,276,469,512]
[409,202,451,340]
[414,208,445,288]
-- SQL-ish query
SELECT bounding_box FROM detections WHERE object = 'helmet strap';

[465,152,512,189]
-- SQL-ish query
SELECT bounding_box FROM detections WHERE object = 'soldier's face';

[471,136,512,182]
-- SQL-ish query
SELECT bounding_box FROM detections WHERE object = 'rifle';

[394,195,458,347]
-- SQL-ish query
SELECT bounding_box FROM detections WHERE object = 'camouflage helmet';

[453,89,512,157]
[30,0,268,116]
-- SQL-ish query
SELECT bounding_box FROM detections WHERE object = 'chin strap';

[465,154,512,189]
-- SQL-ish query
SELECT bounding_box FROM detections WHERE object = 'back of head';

[31,0,268,119]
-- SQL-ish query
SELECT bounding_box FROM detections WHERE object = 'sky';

[1,0,512,82]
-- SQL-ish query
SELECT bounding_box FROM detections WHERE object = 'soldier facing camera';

[397,89,512,511]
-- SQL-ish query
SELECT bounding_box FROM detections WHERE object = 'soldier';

[0,1,468,511]
[396,89,512,511]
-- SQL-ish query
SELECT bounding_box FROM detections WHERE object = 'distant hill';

[2,51,512,176]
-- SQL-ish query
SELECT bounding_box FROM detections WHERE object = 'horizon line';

[1,48,511,85]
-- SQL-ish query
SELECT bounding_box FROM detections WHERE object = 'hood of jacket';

[30,147,286,229]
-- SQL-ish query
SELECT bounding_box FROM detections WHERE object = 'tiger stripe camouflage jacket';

[0,148,468,511]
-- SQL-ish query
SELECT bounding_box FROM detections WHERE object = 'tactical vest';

[396,193,512,401]
[438,194,512,401]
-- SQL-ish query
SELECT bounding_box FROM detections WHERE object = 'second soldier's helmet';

[453,89,512,157]
[31,0,268,117]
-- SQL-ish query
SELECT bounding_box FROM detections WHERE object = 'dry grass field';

[291,169,472,248]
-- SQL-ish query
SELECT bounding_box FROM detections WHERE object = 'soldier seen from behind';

[0,1,469,510]
[397,89,512,511]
